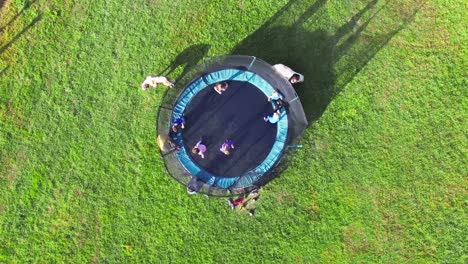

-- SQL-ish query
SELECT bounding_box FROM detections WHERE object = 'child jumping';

[192,140,207,159]
[219,139,235,155]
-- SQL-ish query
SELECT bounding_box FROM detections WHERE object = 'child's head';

[217,82,228,90]
[223,148,230,155]
[192,147,199,154]
[172,124,178,132]
[290,74,300,83]
[142,83,150,90]
[272,91,279,97]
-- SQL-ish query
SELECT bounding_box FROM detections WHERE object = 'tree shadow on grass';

[232,0,422,124]
[0,13,42,55]
[159,44,210,83]
[0,65,9,78]
[0,0,38,33]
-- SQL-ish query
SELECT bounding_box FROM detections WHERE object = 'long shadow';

[0,0,38,33]
[232,0,421,123]
[0,65,9,78]
[159,44,210,83]
[0,14,42,54]
[157,44,211,128]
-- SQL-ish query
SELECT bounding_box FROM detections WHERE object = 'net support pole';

[288,96,300,105]
[247,56,257,70]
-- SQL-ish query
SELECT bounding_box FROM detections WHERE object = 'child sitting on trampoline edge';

[264,111,281,124]
[192,140,207,159]
[268,91,286,111]
[227,196,245,209]
[141,76,174,90]
[171,116,186,134]
[219,139,235,155]
[213,81,229,94]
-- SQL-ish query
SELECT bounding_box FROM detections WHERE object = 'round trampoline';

[157,55,307,197]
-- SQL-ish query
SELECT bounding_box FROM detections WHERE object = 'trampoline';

[157,55,307,197]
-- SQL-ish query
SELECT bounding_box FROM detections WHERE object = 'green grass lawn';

[0,0,466,262]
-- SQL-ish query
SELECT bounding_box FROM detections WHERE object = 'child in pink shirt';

[192,140,207,159]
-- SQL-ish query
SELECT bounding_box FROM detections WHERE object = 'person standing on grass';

[227,189,260,216]
[192,140,207,159]
[219,139,235,155]
[141,76,174,90]
[272,64,304,85]
[243,190,260,217]
[227,196,245,209]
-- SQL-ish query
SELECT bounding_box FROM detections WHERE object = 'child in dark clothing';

[171,116,186,133]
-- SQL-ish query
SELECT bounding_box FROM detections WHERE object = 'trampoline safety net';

[156,55,307,197]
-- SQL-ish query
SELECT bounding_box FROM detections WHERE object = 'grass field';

[0,0,466,262]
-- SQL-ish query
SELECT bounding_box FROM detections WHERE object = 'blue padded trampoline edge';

[171,69,288,189]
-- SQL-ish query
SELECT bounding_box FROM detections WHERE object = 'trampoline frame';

[156,55,308,197]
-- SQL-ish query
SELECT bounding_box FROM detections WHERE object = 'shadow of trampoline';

[159,44,211,83]
[232,0,422,124]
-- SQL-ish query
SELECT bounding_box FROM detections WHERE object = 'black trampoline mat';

[183,80,277,177]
